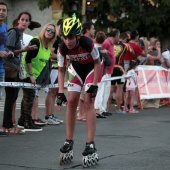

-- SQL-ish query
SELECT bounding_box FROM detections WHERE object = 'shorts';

[67,62,103,92]
[126,87,136,91]
[50,68,58,84]
[35,89,39,97]
[111,66,125,85]
[123,60,130,72]
[43,68,58,93]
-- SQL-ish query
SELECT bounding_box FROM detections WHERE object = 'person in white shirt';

[123,60,139,113]
[161,48,170,69]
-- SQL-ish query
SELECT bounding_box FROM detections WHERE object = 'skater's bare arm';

[58,66,65,93]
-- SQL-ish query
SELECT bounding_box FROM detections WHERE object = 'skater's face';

[63,36,77,49]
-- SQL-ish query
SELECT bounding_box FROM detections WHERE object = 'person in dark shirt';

[17,23,57,132]
[2,11,37,134]
[44,19,64,125]
[108,32,128,114]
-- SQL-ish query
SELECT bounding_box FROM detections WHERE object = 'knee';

[49,90,57,98]
[67,97,78,108]
[84,100,93,109]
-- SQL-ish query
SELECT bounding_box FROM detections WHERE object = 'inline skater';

[57,18,103,167]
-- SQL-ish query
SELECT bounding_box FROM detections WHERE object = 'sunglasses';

[46,28,55,34]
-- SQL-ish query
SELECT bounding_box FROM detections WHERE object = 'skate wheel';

[91,158,96,165]
[59,153,64,165]
[82,157,88,168]
[94,153,99,164]
[59,151,74,165]
[87,159,91,166]
[70,154,73,160]
[68,151,73,162]
[64,156,68,163]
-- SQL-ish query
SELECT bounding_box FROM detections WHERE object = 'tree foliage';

[38,0,170,38]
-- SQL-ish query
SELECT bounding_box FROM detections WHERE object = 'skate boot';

[59,140,74,165]
[82,141,99,167]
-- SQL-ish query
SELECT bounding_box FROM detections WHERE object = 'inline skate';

[82,141,99,167]
[59,140,74,165]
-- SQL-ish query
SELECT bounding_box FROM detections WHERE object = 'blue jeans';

[0,72,4,98]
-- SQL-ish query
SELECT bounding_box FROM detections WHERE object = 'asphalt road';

[0,90,170,170]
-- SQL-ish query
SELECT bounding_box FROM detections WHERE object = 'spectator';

[17,23,57,132]
[0,2,13,136]
[123,30,148,71]
[11,19,41,126]
[108,32,129,114]
[101,29,120,116]
[146,39,163,66]
[123,60,138,113]
[44,19,64,125]
[162,47,170,69]
[2,12,37,134]
[94,31,111,118]
[82,22,95,40]
[148,36,157,49]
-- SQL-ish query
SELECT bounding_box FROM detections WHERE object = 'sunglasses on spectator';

[46,28,55,33]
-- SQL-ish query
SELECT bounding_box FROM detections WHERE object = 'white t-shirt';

[23,33,33,47]
[126,69,137,90]
[161,50,170,69]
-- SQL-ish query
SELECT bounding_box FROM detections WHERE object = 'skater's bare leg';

[84,93,96,143]
[66,91,80,140]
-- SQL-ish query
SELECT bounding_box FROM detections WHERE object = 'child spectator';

[123,60,138,113]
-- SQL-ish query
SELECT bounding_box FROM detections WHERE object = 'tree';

[38,0,170,39]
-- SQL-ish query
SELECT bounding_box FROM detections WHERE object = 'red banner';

[137,65,170,99]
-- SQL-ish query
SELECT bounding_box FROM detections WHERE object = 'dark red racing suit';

[58,36,103,92]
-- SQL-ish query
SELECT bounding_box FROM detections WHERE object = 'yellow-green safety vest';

[22,36,51,79]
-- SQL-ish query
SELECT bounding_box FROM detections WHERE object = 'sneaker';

[96,113,106,118]
[102,111,112,116]
[51,114,64,124]
[44,115,60,125]
[18,117,25,128]
[123,107,129,113]
[116,109,126,115]
[24,120,43,132]
[33,118,47,126]
[0,129,8,137]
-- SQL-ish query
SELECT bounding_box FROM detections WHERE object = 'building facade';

[2,0,62,36]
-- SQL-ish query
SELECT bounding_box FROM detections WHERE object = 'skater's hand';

[56,93,67,112]
[86,85,98,98]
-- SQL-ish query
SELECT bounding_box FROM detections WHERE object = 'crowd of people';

[0,2,170,163]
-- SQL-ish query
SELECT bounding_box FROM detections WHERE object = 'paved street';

[0,89,170,170]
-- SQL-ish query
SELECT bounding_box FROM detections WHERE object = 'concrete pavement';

[0,90,170,170]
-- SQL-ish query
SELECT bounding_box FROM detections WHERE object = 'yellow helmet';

[60,18,82,37]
